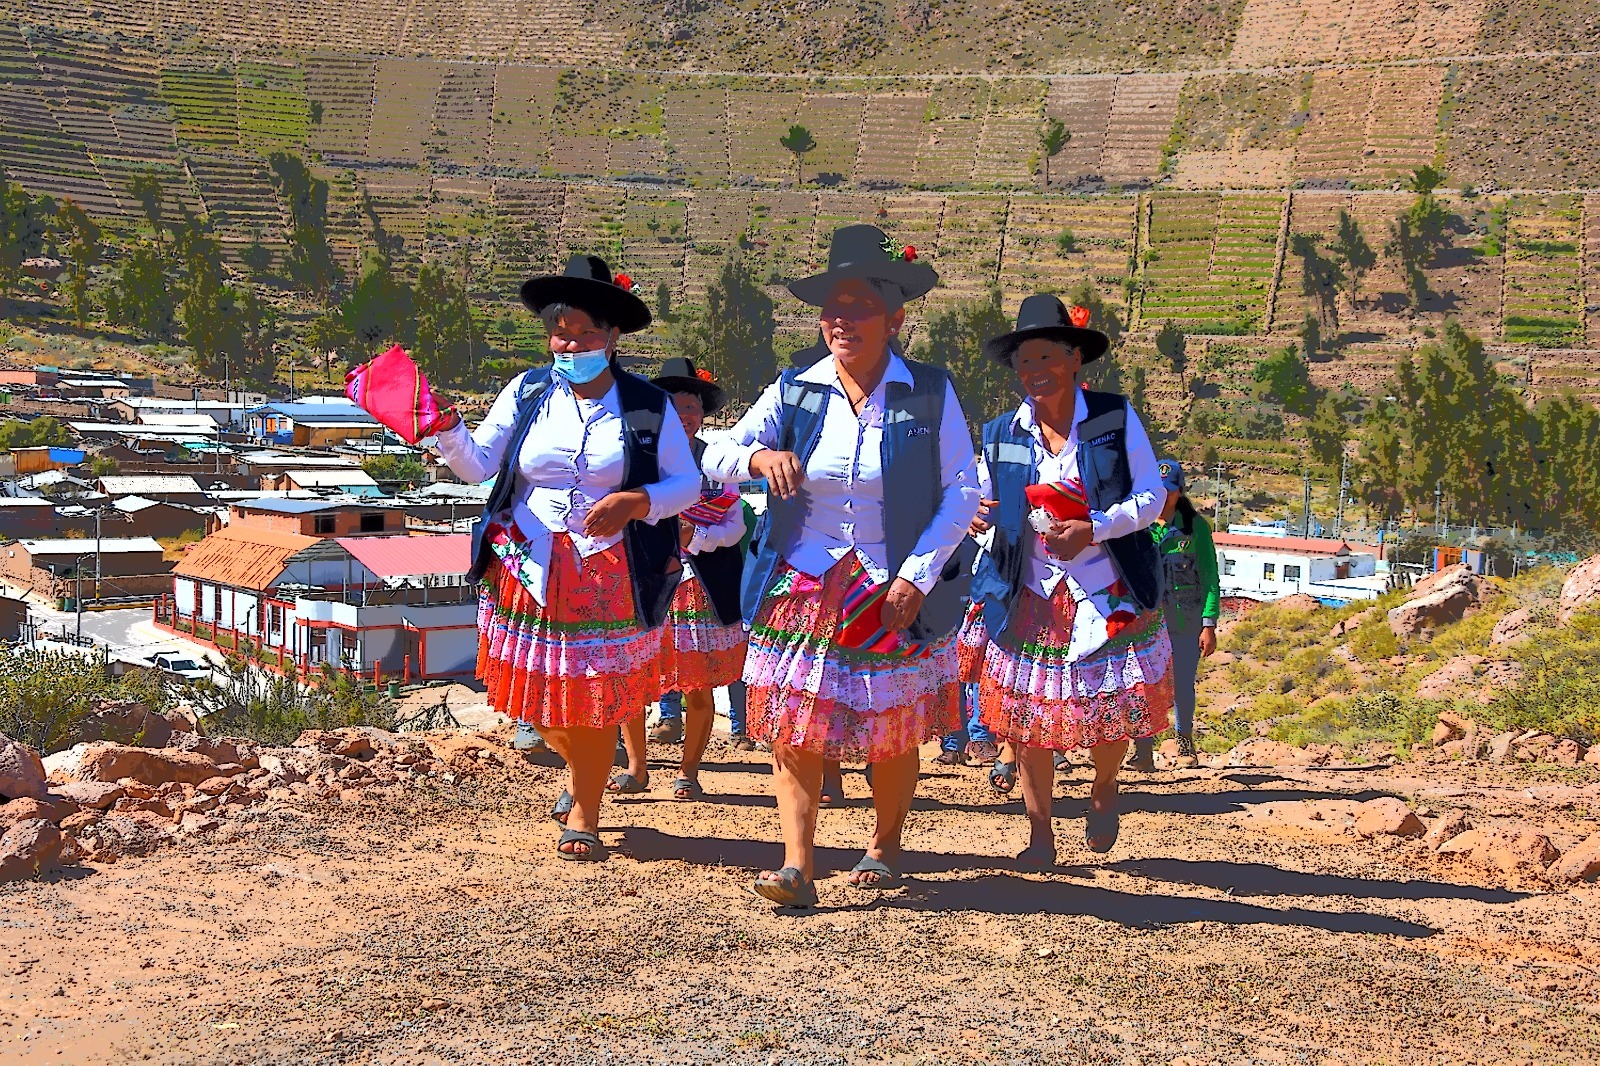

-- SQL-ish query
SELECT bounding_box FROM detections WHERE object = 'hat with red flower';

[519,254,651,334]
[651,356,727,415]
[983,293,1111,366]
[787,224,938,307]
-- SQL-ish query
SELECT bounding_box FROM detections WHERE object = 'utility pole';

[1302,470,1312,538]
[94,506,102,604]
[1435,479,1443,536]
[1213,458,1224,520]
[1335,451,1349,538]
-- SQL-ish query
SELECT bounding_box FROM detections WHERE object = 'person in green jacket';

[1129,458,1220,771]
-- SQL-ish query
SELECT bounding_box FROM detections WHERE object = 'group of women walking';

[429,224,1220,907]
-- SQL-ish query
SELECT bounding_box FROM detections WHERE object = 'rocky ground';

[4,714,1600,1065]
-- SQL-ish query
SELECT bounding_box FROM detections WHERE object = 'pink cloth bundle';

[344,344,448,445]
[680,487,740,528]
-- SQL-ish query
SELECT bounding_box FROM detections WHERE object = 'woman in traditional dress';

[703,225,980,907]
[968,294,1174,866]
[612,357,749,800]
[433,255,701,861]
[1128,458,1220,771]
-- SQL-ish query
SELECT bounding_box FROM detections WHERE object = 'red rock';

[0,819,72,882]
[1585,747,1600,766]
[1424,810,1470,850]
[1416,656,1484,701]
[1488,731,1517,763]
[1512,732,1556,762]
[1354,797,1426,838]
[1548,833,1600,885]
[0,736,48,801]
[75,745,219,788]
[1476,828,1559,877]
[77,701,172,749]
[1490,606,1534,646]
[1275,593,1323,612]
[1557,554,1600,624]
[294,729,378,760]
[52,781,125,810]
[195,776,234,796]
[58,809,99,834]
[1550,739,1585,766]
[0,796,76,829]
[1436,828,1485,855]
[178,813,221,836]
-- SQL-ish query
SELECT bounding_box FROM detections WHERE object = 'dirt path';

[4,744,1599,1065]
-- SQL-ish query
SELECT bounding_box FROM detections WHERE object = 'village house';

[244,402,383,448]
[1213,531,1385,606]
[95,474,211,506]
[0,498,55,539]
[263,468,383,495]
[227,497,407,538]
[1,536,174,603]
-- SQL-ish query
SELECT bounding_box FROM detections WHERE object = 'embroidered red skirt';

[658,576,747,693]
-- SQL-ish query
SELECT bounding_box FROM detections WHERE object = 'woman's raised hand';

[750,449,805,500]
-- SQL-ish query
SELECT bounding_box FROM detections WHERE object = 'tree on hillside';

[1408,165,1446,195]
[341,248,413,354]
[913,286,1013,427]
[234,285,280,384]
[1291,232,1342,335]
[1300,311,1322,361]
[0,416,73,449]
[267,151,340,301]
[1353,397,1405,523]
[412,261,476,391]
[1388,191,1454,309]
[1039,117,1070,188]
[178,226,240,378]
[0,178,53,301]
[1251,343,1315,417]
[1329,210,1376,309]
[54,200,101,328]
[1062,278,1126,395]
[693,248,775,407]
[105,242,175,337]
[126,170,165,240]
[1305,394,1348,473]
[1154,319,1186,379]
[779,124,816,187]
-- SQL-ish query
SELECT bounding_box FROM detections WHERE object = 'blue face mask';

[552,347,611,385]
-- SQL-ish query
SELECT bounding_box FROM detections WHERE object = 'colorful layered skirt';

[659,575,747,693]
[742,557,960,762]
[978,584,1174,751]
[476,526,660,729]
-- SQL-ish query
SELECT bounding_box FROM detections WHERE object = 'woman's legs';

[767,742,823,880]
[1016,744,1056,854]
[848,747,919,885]
[677,688,716,788]
[821,758,844,805]
[542,724,618,856]
[1088,739,1128,849]
[613,713,650,788]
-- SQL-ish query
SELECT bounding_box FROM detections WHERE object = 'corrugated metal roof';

[20,537,164,555]
[1213,533,1355,556]
[173,525,319,589]
[98,475,204,495]
[335,534,471,579]
[285,470,378,488]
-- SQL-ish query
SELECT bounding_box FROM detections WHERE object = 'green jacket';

[1151,511,1221,628]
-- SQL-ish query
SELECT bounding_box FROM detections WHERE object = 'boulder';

[1354,797,1426,838]
[1410,563,1484,602]
[1548,833,1600,885]
[1490,607,1534,646]
[1275,593,1323,613]
[1435,828,1484,856]
[1475,828,1559,877]
[51,781,125,810]
[168,733,245,766]
[1388,573,1479,638]
[73,744,219,788]
[76,701,172,749]
[294,728,378,761]
[0,736,48,801]
[1416,656,1484,701]
[1550,739,1586,766]
[1586,746,1600,766]
[1330,606,1379,639]
[0,795,76,830]
[1424,810,1470,850]
[1226,738,1300,767]
[1511,732,1556,763]
[1557,554,1600,624]
[71,811,174,862]
[0,819,72,882]
[1487,731,1517,763]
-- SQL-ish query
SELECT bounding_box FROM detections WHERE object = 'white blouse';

[434,371,701,605]
[702,353,979,592]
[977,391,1164,602]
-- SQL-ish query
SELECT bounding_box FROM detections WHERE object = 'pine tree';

[699,248,776,407]
[412,261,475,390]
[54,200,100,328]
[341,248,413,353]
[267,151,340,301]
[912,287,1013,428]
[1329,210,1376,310]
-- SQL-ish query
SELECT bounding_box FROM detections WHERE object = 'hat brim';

[787,261,939,307]
[650,375,727,416]
[983,325,1110,365]
[520,275,652,334]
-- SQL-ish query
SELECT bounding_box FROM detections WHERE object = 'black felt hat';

[983,293,1110,365]
[788,224,938,307]
[520,254,651,334]
[651,356,727,416]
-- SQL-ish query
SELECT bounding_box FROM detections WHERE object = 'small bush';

[0,648,172,754]
[192,653,395,746]
[1349,618,1400,662]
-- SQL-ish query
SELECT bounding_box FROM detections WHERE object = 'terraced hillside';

[0,0,1598,450]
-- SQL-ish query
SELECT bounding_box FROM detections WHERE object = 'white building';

[1213,532,1384,605]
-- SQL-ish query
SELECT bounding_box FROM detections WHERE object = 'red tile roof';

[1212,533,1356,556]
[335,534,471,579]
[173,525,319,589]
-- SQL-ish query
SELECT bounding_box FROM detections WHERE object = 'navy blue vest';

[971,390,1165,638]
[466,367,681,630]
[742,360,975,642]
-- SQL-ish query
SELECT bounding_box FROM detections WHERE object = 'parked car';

[149,651,211,682]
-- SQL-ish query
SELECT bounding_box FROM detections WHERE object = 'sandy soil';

[4,741,1599,1065]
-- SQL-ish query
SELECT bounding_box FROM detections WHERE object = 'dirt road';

[3,744,1598,1065]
